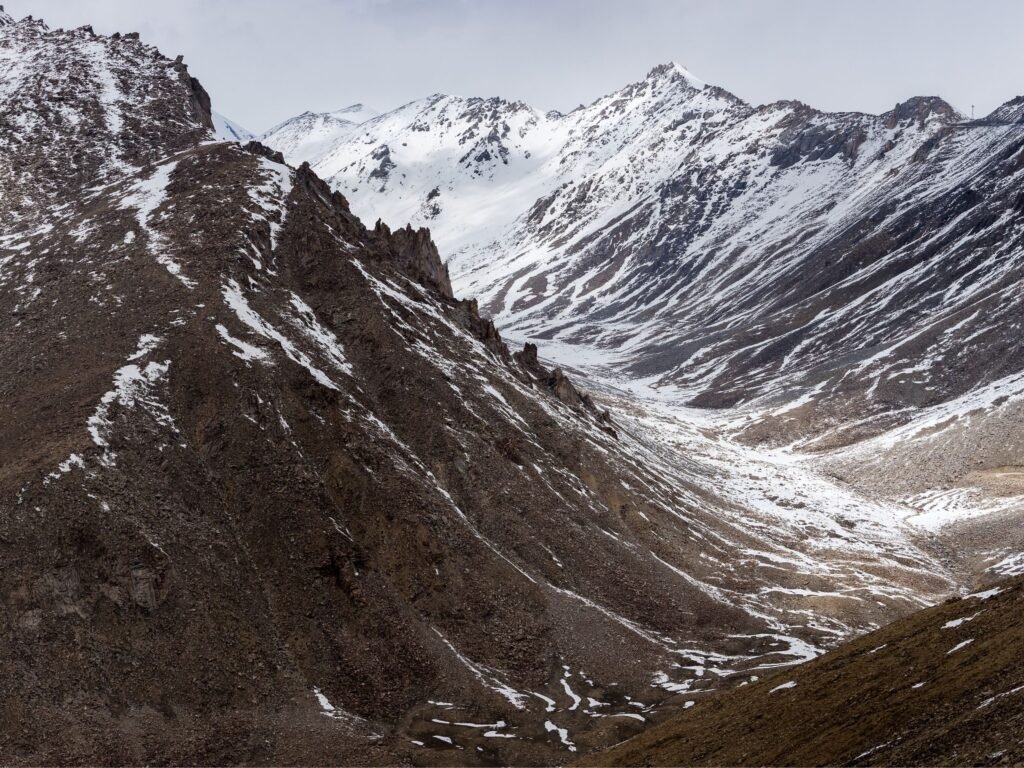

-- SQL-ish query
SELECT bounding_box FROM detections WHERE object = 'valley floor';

[379,335,1016,765]
[523,335,1024,596]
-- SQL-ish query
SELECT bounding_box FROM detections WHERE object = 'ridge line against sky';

[14,0,1024,132]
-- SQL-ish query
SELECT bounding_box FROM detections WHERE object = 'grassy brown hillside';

[585,575,1024,767]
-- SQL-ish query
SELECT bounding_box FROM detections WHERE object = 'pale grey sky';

[14,0,1024,132]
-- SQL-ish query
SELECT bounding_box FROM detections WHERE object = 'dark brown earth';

[584,574,1024,767]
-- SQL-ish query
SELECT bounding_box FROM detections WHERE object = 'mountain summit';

[645,60,707,90]
[257,103,381,168]
[331,102,380,122]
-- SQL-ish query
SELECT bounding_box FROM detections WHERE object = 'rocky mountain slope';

[586,575,1024,766]
[2,9,994,765]
[272,63,1024,451]
[267,61,1024,608]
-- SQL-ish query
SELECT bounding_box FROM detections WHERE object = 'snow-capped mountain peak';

[261,65,1024,462]
[646,60,708,90]
[259,103,381,166]
[264,63,753,259]
[0,5,15,25]
[330,102,380,123]
[212,110,255,142]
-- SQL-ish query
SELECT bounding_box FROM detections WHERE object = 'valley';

[1,4,1022,764]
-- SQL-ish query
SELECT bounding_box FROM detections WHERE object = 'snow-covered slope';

[212,110,254,142]
[260,62,1024,597]
[260,103,379,166]
[330,102,379,125]
[305,64,731,257]
[264,64,1024,452]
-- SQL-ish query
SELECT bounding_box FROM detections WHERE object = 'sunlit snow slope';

[268,64,1024,450]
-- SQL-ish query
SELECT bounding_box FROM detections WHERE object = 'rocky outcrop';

[368,143,395,181]
[514,343,616,434]
[373,219,454,298]
[771,106,869,168]
[455,297,508,357]
[883,95,958,129]
[548,367,585,406]
[242,139,285,165]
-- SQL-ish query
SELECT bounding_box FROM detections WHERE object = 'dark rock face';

[548,368,584,406]
[883,95,958,129]
[187,75,212,128]
[457,297,508,357]
[242,139,285,165]
[377,220,454,298]
[771,105,871,168]
[368,143,395,181]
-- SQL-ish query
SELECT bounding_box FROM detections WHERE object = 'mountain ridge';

[261,61,1022,453]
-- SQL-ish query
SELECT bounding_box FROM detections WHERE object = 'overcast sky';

[15,0,1024,132]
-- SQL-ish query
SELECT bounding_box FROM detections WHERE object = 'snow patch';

[221,280,338,389]
[543,720,576,752]
[946,639,974,655]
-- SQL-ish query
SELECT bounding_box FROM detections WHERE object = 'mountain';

[269,63,1024,447]
[330,102,380,125]
[213,111,255,142]
[1,11,990,765]
[264,63,1024,589]
[586,575,1024,766]
[261,103,380,167]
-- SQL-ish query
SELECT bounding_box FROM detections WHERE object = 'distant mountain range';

[259,64,1024,450]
